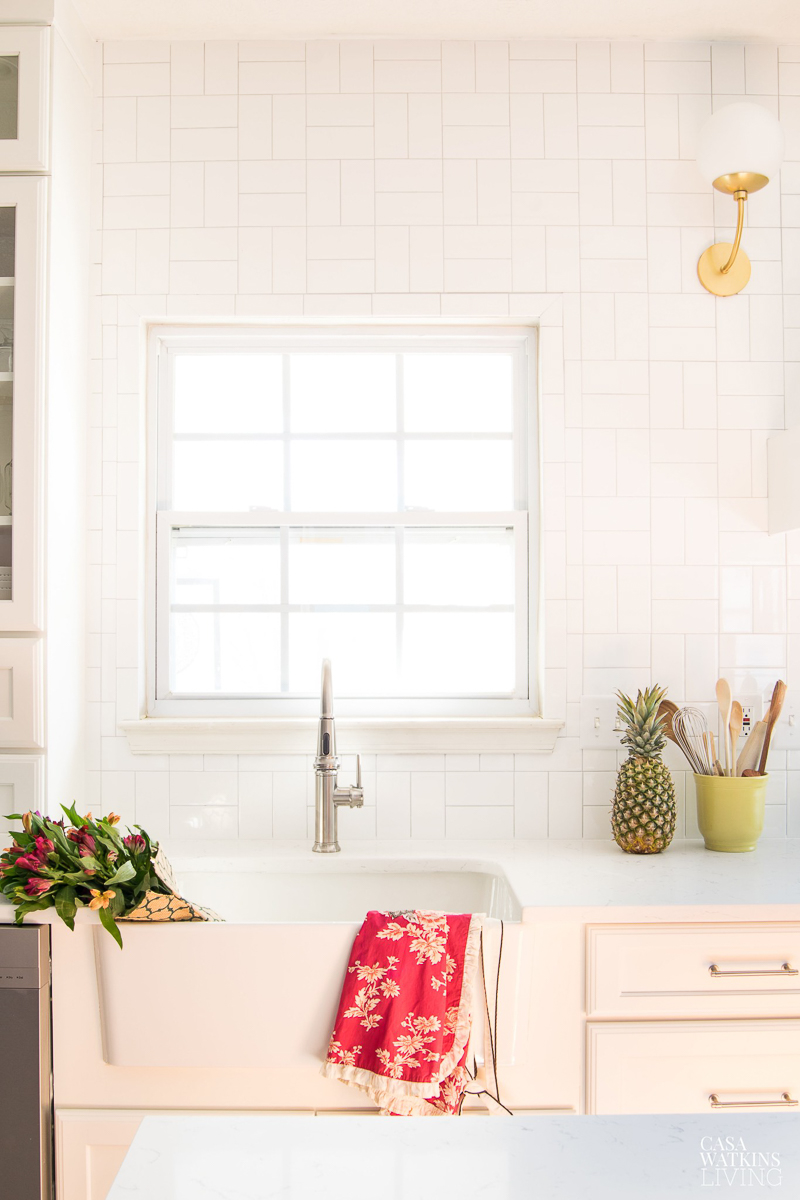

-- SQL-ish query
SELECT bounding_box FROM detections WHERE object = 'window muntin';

[152,328,536,717]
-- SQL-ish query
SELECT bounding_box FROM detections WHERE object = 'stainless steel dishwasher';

[0,925,53,1199]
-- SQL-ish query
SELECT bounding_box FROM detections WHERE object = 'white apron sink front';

[91,856,521,1069]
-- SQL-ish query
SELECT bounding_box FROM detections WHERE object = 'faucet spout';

[316,658,337,763]
[312,658,364,853]
[320,658,333,718]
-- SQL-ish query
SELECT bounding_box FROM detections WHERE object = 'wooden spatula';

[757,679,787,776]
[715,678,733,776]
[729,701,743,777]
[737,719,767,776]
[657,699,681,746]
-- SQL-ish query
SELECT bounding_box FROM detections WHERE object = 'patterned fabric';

[121,890,223,923]
[321,909,482,1116]
[120,849,223,923]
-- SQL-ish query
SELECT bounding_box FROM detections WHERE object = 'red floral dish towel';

[321,909,482,1116]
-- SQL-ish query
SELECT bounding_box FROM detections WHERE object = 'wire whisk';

[673,707,716,776]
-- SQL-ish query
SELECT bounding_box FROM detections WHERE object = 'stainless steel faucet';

[313,659,364,853]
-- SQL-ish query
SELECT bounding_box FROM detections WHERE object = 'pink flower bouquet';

[0,804,171,947]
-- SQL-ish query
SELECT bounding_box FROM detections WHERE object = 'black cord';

[459,921,513,1116]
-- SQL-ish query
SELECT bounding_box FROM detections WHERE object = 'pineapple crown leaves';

[615,684,669,761]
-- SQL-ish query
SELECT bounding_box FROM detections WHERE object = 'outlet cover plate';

[771,687,800,750]
[580,696,622,750]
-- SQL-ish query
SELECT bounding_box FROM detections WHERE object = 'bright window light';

[152,327,536,717]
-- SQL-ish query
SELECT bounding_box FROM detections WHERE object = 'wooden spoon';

[729,701,743,777]
[736,719,767,776]
[657,700,681,745]
[715,679,733,777]
[757,679,787,776]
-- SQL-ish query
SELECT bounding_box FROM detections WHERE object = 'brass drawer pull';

[709,962,798,978]
[709,1093,798,1109]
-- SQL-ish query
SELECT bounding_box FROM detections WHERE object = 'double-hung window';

[150,326,538,718]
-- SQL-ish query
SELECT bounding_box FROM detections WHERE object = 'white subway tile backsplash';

[238,773,273,838]
[446,807,515,839]
[105,62,170,97]
[513,773,549,837]
[376,773,411,838]
[170,771,238,806]
[548,773,583,837]
[272,773,309,838]
[170,806,239,838]
[445,772,514,806]
[91,34,800,844]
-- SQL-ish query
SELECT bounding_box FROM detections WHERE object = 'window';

[150,326,538,718]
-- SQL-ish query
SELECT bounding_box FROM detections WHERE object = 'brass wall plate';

[712,171,768,195]
[697,242,751,296]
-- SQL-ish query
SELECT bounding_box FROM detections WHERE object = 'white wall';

[90,38,800,842]
[45,12,93,809]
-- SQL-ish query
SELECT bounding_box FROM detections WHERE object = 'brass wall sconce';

[696,102,784,297]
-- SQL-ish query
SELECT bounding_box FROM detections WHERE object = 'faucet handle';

[356,754,362,790]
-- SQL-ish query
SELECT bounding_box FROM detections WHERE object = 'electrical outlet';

[737,695,762,739]
[579,696,622,749]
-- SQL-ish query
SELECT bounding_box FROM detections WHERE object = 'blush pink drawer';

[587,1019,800,1115]
[587,924,800,1019]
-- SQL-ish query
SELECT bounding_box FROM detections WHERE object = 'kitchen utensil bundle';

[658,678,786,778]
[672,707,715,775]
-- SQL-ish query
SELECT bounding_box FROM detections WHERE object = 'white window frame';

[145,324,542,724]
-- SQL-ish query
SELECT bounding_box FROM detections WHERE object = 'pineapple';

[612,685,676,854]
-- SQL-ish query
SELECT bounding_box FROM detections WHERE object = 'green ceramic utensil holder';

[694,773,768,853]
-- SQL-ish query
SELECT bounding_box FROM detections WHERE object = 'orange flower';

[106,812,121,826]
[88,889,115,911]
[22,811,33,833]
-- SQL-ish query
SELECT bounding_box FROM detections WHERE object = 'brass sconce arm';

[697,170,768,297]
[720,190,747,275]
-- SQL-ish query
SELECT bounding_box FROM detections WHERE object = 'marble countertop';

[163,837,800,911]
[1,838,798,924]
[107,1113,800,1199]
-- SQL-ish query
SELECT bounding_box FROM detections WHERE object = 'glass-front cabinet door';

[0,206,12,606]
[0,27,49,173]
[0,176,46,633]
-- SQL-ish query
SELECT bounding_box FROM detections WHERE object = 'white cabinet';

[0,174,45,635]
[0,637,43,747]
[585,921,800,1116]
[587,1019,800,1115]
[0,27,49,173]
[56,1111,144,1200]
[0,753,42,816]
[55,1110,308,1200]
[0,175,46,752]
[587,923,800,1019]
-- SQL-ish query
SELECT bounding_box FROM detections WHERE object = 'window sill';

[119,716,564,756]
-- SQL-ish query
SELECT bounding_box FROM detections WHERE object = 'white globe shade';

[696,101,784,186]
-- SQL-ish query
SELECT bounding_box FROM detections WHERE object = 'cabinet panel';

[55,1110,310,1200]
[587,923,800,1019]
[587,1019,800,1115]
[56,1111,144,1200]
[0,754,43,817]
[0,28,49,173]
[0,637,42,748]
[0,175,46,632]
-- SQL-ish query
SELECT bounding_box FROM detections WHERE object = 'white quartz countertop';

[107,1113,799,1199]
[1,838,798,924]
[162,837,800,911]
